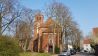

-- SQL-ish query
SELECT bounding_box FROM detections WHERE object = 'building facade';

[31,13,62,53]
[83,38,91,52]
[93,27,98,37]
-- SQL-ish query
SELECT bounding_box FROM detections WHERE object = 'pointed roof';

[40,17,55,28]
[45,17,55,26]
[83,38,90,44]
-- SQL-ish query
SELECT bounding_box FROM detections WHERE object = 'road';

[71,52,95,56]
[52,52,95,56]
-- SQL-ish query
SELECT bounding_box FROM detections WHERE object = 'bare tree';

[0,0,21,35]
[46,1,71,52]
[46,1,82,52]
[15,8,34,51]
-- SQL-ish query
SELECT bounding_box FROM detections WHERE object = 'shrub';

[55,46,60,54]
[0,36,21,56]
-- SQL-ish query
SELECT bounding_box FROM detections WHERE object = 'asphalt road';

[52,52,95,56]
[71,52,95,56]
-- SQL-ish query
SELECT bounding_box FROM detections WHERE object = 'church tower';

[34,13,44,39]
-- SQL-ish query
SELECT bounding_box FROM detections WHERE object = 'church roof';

[40,17,55,28]
[40,17,62,33]
[40,17,61,28]
[83,38,90,44]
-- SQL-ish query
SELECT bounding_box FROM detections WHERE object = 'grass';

[19,52,51,56]
[19,52,33,56]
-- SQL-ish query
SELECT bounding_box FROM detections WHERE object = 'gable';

[83,38,90,44]
[44,17,55,27]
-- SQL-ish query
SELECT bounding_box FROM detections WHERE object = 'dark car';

[58,50,71,56]
[70,49,76,55]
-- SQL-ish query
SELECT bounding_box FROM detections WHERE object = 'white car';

[89,49,95,54]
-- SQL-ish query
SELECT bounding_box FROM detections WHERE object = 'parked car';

[58,50,71,56]
[89,49,95,55]
[70,49,76,55]
[80,49,84,53]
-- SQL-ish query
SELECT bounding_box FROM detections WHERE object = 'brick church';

[29,13,62,53]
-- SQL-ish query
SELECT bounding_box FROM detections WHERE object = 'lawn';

[19,52,51,56]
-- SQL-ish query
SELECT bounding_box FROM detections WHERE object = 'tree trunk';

[53,24,56,54]
[52,29,55,54]
[38,34,40,52]
[23,39,28,52]
[53,34,55,54]
[60,32,62,53]
[58,32,60,47]
[0,14,2,35]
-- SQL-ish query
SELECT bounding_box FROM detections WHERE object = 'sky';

[20,0,98,37]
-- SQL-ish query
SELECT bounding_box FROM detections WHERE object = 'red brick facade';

[32,13,61,52]
[93,27,98,37]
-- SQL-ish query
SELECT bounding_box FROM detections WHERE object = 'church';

[30,13,62,53]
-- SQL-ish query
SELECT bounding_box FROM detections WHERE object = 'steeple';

[34,13,44,39]
[35,13,44,25]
